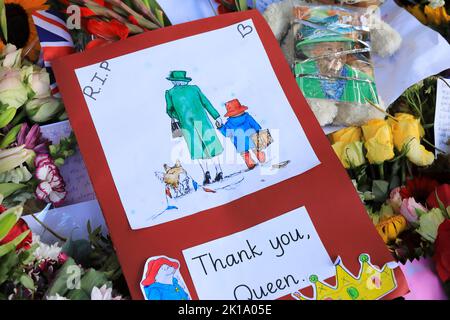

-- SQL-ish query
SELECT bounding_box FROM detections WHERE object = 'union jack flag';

[32,10,75,97]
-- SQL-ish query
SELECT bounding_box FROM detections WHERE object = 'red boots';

[242,151,266,169]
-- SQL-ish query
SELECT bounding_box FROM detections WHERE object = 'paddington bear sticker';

[140,256,191,300]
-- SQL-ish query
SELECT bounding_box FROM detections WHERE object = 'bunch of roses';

[382,180,449,243]
[330,113,435,170]
[0,44,65,126]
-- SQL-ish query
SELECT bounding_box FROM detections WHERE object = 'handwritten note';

[40,120,96,205]
[182,206,335,300]
[435,78,450,155]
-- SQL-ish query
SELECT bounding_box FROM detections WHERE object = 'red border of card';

[53,10,408,300]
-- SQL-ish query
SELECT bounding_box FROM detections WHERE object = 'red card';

[53,10,408,300]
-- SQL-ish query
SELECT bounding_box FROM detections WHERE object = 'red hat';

[224,99,248,117]
[141,257,179,287]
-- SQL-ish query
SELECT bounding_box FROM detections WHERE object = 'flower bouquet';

[329,76,450,297]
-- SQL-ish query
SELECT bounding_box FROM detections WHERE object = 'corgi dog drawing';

[156,160,197,198]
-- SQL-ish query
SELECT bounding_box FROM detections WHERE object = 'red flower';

[400,176,439,204]
[128,15,139,26]
[214,0,237,14]
[427,184,450,209]
[433,219,450,282]
[0,207,32,251]
[85,19,129,42]
[86,38,110,50]
[80,0,105,18]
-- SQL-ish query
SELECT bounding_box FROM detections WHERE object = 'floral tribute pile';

[0,0,448,300]
[330,77,450,297]
[0,42,126,299]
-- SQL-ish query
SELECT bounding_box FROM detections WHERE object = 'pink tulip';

[400,197,428,223]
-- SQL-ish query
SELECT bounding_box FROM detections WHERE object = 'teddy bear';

[262,0,403,127]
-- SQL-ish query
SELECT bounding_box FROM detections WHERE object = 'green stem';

[378,163,385,180]
[423,138,446,154]
[30,214,67,242]
[401,158,406,186]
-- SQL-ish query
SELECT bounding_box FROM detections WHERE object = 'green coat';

[165,85,224,160]
[294,60,379,104]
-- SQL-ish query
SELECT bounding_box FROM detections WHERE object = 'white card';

[75,19,320,230]
[157,0,216,25]
[182,206,335,300]
[435,78,450,155]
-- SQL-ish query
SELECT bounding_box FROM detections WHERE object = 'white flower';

[27,68,51,99]
[0,69,28,109]
[25,97,64,123]
[91,285,122,300]
[46,293,69,300]
[1,44,22,68]
[32,234,63,261]
[429,0,445,9]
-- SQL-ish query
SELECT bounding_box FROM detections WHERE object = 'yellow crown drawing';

[292,254,398,300]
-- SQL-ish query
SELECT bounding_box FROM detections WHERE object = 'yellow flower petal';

[405,138,435,166]
[376,215,407,244]
[330,127,362,144]
[362,119,394,164]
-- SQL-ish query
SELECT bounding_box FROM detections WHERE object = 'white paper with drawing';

[183,206,335,300]
[75,20,320,230]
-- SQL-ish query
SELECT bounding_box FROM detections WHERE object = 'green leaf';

[0,0,7,43]
[62,238,92,266]
[372,180,389,203]
[415,208,427,218]
[0,229,30,257]
[0,250,19,285]
[0,206,23,241]
[0,183,26,198]
[46,257,81,297]
[66,289,90,300]
[79,269,109,295]
[19,274,34,290]
[0,124,23,149]
[236,0,248,11]
[0,108,17,129]
[435,190,448,218]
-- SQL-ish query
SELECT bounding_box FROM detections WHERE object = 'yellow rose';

[388,113,424,151]
[362,119,395,164]
[388,113,434,166]
[330,126,362,144]
[332,141,365,169]
[406,138,435,166]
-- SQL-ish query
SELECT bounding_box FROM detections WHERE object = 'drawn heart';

[237,24,253,38]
